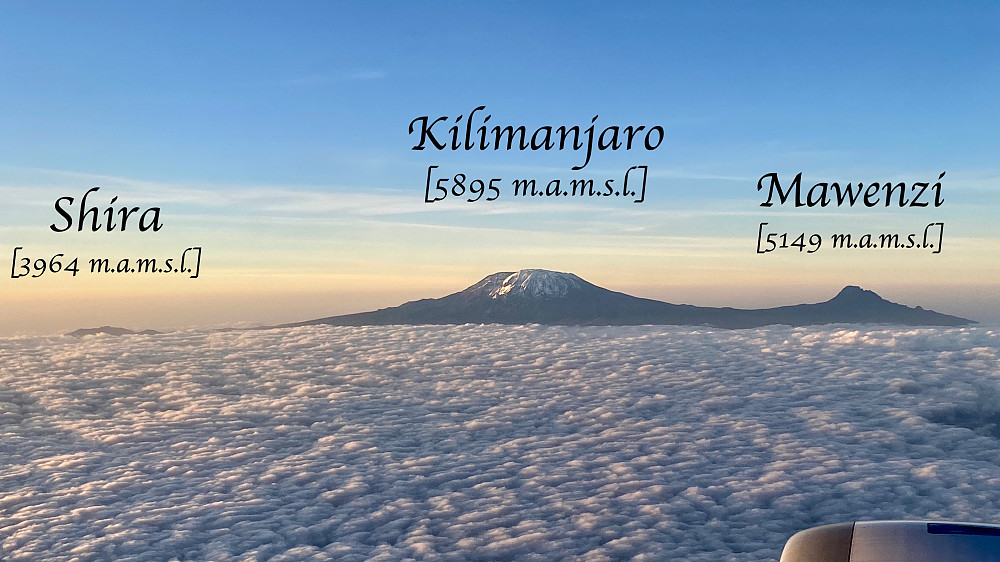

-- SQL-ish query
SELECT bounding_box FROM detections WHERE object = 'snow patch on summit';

[489,269,585,299]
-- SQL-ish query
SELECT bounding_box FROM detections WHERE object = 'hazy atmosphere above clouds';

[0,2,997,334]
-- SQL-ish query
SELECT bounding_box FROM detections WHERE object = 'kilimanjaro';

[279,269,973,329]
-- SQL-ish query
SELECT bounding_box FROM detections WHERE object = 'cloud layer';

[1,324,998,560]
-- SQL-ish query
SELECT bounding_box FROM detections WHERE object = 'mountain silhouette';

[67,326,162,337]
[282,269,973,329]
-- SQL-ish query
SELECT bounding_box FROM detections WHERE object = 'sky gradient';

[1,2,997,335]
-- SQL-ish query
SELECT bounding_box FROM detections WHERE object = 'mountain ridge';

[67,326,162,337]
[281,269,973,329]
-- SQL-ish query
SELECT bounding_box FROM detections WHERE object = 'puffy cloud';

[0,324,998,559]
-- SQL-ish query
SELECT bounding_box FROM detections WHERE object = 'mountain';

[282,269,973,329]
[68,326,161,337]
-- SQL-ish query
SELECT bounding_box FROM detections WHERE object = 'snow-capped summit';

[488,269,586,299]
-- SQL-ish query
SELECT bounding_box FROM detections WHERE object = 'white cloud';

[1,324,998,559]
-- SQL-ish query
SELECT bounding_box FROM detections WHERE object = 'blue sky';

[1,2,997,334]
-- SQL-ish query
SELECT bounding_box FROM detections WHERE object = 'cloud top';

[0,324,998,559]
